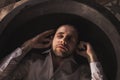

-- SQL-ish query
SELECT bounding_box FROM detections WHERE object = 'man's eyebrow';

[57,32,64,34]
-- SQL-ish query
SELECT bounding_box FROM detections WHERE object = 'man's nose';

[61,37,67,45]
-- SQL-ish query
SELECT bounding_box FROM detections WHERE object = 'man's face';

[52,25,78,57]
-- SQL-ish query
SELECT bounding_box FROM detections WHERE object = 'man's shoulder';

[23,49,50,62]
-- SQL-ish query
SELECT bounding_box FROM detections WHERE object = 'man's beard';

[53,48,73,58]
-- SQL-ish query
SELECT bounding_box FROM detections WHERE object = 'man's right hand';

[21,29,55,52]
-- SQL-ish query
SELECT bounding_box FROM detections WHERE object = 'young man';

[0,25,104,80]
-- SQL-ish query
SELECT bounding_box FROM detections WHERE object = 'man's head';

[52,24,79,58]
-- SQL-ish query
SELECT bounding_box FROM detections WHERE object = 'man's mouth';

[57,45,68,51]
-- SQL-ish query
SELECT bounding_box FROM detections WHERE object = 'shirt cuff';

[90,62,102,73]
[11,47,23,58]
[90,62,103,80]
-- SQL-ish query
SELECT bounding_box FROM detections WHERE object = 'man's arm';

[76,41,105,80]
[0,48,23,79]
[0,29,54,79]
[88,50,104,80]
[0,47,31,80]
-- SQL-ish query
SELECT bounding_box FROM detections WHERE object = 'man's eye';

[57,35,63,38]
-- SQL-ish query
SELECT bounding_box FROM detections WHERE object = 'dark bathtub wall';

[0,0,120,21]
[0,0,119,80]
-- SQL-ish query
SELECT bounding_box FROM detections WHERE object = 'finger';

[39,29,55,37]
[37,38,51,43]
[76,48,86,55]
[34,45,43,48]
[34,43,51,49]
[78,42,86,51]
[79,41,87,46]
[44,41,52,48]
[42,39,52,48]
[32,29,55,41]
[33,40,52,49]
[33,29,55,40]
[76,49,87,58]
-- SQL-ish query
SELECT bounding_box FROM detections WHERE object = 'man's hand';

[21,29,55,53]
[76,41,98,62]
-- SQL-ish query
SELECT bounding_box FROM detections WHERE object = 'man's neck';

[51,50,67,71]
[52,52,64,65]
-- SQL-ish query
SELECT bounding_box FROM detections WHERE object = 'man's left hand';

[76,41,98,62]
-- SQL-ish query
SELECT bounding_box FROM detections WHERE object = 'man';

[0,24,104,80]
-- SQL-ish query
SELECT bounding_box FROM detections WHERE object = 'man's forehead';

[56,25,77,33]
[55,26,78,38]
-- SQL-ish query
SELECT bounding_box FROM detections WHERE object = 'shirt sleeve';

[0,48,23,80]
[0,48,22,72]
[90,62,104,80]
[0,47,31,80]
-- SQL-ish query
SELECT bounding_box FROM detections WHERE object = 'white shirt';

[0,48,104,80]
